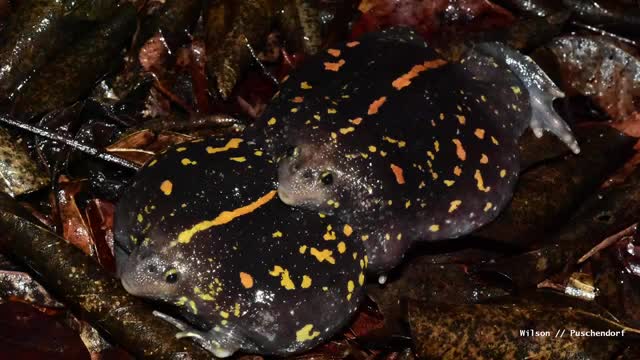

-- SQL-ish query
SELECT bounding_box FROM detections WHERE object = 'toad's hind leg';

[465,42,580,154]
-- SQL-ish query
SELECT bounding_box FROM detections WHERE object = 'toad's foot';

[153,310,240,358]
[475,42,580,154]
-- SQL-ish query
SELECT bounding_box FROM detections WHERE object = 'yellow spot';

[296,324,320,342]
[323,225,336,240]
[405,200,411,208]
[310,248,336,264]
[474,170,491,192]
[454,166,462,176]
[328,48,341,57]
[358,273,365,285]
[484,202,493,212]
[318,212,326,218]
[452,139,466,161]
[347,280,355,292]
[456,114,466,125]
[368,145,377,152]
[181,158,197,165]
[269,265,295,290]
[220,311,229,319]
[301,275,312,288]
[290,108,299,113]
[439,113,445,120]
[339,127,355,135]
[137,214,143,223]
[481,95,487,102]
[429,224,440,232]
[368,96,387,115]
[491,136,499,145]
[337,241,346,253]
[380,151,387,157]
[392,60,448,91]
[272,231,283,238]
[449,200,461,213]
[480,154,489,164]
[206,138,243,153]
[434,140,440,152]
[390,164,405,185]
[444,180,455,187]
[254,150,263,156]
[301,82,312,89]
[511,86,521,94]
[500,169,507,178]
[234,303,241,317]
[175,191,277,245]
[324,59,346,71]
[474,128,485,139]
[343,224,353,236]
[331,132,337,139]
[240,272,254,289]
[427,151,435,160]
[176,147,187,152]
[147,159,158,167]
[418,181,426,189]
[299,245,307,254]
[327,108,337,114]
[229,156,246,162]
[361,235,369,241]
[160,180,173,195]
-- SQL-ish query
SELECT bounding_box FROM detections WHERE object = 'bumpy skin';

[115,138,366,357]
[257,27,578,273]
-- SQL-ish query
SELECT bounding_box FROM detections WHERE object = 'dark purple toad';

[257,27,580,275]
[115,137,366,357]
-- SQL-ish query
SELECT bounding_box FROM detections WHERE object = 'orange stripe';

[175,190,277,245]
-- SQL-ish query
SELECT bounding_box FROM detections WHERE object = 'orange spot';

[368,96,387,115]
[480,154,489,164]
[327,48,341,57]
[452,139,466,161]
[456,115,466,125]
[346,41,360,47]
[324,59,346,71]
[160,180,173,195]
[391,59,447,90]
[350,117,363,125]
[291,96,304,103]
[453,166,462,176]
[474,128,485,139]
[240,272,254,288]
[390,164,405,184]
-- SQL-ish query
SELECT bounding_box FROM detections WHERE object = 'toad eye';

[320,172,334,185]
[286,146,298,157]
[164,269,179,283]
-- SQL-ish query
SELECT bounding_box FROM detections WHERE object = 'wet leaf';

[352,0,515,40]
[409,301,637,359]
[0,302,90,360]
[0,270,63,308]
[546,36,640,131]
[0,127,49,197]
[11,4,137,117]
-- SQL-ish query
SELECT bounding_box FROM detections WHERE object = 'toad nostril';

[302,170,313,179]
[147,264,157,273]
